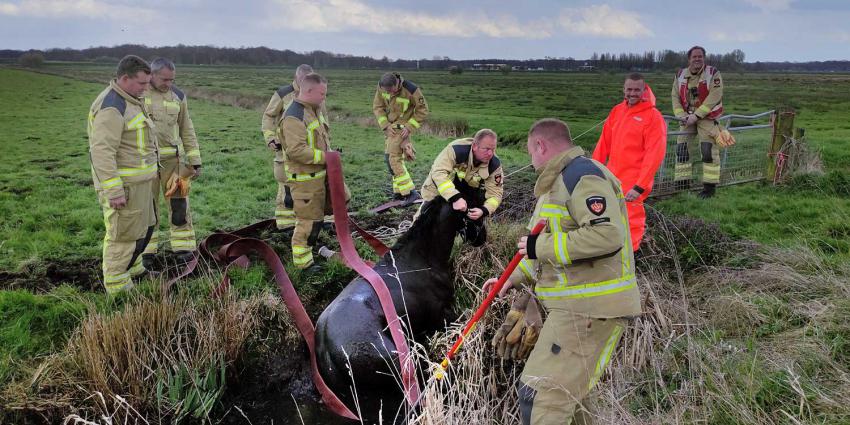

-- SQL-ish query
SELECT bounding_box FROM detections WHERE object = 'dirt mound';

[0,258,100,292]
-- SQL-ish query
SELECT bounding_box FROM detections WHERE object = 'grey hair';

[379,72,399,89]
[150,57,175,74]
[473,128,497,144]
[295,64,314,80]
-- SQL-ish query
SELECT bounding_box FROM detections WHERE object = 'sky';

[1,0,848,62]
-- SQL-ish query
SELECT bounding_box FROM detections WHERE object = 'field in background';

[1,66,850,423]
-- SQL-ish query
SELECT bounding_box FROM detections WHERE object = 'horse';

[315,191,487,422]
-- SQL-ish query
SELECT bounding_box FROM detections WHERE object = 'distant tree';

[499,64,510,75]
[18,51,44,68]
[448,65,463,75]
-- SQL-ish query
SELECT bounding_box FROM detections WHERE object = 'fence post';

[766,108,795,182]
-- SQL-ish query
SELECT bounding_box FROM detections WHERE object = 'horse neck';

[392,220,456,268]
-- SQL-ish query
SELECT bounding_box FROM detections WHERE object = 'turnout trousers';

[675,119,722,185]
[98,179,157,294]
[384,128,415,196]
[518,308,626,425]
[143,156,196,255]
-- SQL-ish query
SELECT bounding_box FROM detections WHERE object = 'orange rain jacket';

[592,84,667,251]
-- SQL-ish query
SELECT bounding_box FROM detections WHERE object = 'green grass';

[1,66,849,422]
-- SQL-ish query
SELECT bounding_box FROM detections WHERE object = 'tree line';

[1,44,848,72]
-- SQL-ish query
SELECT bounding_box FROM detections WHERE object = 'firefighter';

[672,45,725,198]
[261,64,317,231]
[593,73,667,251]
[417,128,504,221]
[87,55,158,294]
[372,72,429,204]
[483,119,641,425]
[141,58,202,267]
[280,73,344,271]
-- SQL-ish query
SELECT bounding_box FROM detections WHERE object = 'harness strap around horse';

[326,151,421,407]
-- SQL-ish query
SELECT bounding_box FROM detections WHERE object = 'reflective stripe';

[171,230,195,238]
[118,162,157,177]
[306,120,320,149]
[518,258,534,281]
[484,197,500,210]
[588,325,624,390]
[186,149,201,158]
[313,149,323,164]
[378,116,388,126]
[319,113,328,126]
[696,104,711,116]
[105,272,130,283]
[396,97,410,113]
[395,180,415,192]
[171,240,197,249]
[554,232,570,265]
[288,170,326,182]
[263,130,276,138]
[275,210,295,217]
[540,204,569,218]
[536,275,636,299]
[127,113,146,130]
[407,118,420,128]
[437,180,455,195]
[381,92,391,100]
[673,107,686,116]
[456,170,466,179]
[144,97,152,105]
[101,177,123,189]
[159,146,177,156]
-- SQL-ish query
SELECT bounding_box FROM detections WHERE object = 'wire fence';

[650,110,775,196]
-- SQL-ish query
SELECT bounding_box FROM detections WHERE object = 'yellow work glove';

[164,174,191,198]
[715,128,736,148]
[401,139,416,161]
[492,292,543,360]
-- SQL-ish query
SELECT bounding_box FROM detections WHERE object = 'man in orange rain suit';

[592,73,667,251]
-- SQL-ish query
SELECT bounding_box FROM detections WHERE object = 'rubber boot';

[698,183,716,199]
[674,179,692,192]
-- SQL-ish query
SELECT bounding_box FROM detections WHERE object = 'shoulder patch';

[171,86,185,101]
[283,101,305,121]
[402,79,418,94]
[100,89,126,116]
[452,143,471,164]
[488,155,501,174]
[560,156,605,195]
[276,84,295,98]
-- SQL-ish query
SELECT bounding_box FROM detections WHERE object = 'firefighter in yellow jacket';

[261,64,315,230]
[483,119,641,424]
[279,73,340,271]
[672,45,724,198]
[88,55,158,294]
[372,72,429,203]
[418,128,504,221]
[141,58,201,267]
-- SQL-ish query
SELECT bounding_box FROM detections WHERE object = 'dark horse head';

[315,191,487,422]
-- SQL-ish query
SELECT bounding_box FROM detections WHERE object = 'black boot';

[698,183,716,199]
[401,189,422,205]
[174,251,196,265]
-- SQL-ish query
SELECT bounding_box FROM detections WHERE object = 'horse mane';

[391,197,450,250]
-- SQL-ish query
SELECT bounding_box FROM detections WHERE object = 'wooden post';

[766,108,795,183]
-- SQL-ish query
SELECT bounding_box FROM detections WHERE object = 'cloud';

[557,4,652,39]
[832,31,850,42]
[268,0,650,40]
[743,0,792,12]
[710,31,766,42]
[0,0,154,20]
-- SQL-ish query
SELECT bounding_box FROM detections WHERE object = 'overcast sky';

[1,0,848,61]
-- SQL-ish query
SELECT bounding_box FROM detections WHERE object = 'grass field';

[1,65,850,423]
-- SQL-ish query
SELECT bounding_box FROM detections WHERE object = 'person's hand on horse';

[492,292,543,360]
[452,197,467,212]
[467,207,484,220]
